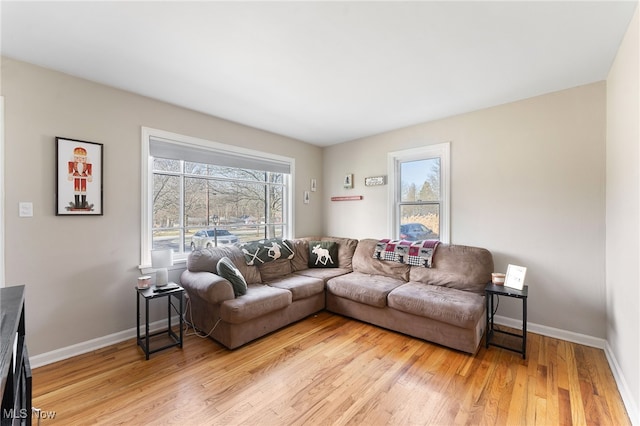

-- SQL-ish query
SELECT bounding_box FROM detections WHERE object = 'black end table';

[136,284,184,360]
[485,283,528,359]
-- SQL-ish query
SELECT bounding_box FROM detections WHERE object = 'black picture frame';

[55,137,103,216]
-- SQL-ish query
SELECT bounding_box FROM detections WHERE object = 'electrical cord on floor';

[492,295,500,317]
[182,295,221,339]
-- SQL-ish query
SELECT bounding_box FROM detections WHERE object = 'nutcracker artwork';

[56,137,103,216]
[68,146,93,210]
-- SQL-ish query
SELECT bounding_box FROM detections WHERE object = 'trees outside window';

[141,128,292,265]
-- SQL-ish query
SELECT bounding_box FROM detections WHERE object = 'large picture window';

[388,143,450,243]
[141,128,293,265]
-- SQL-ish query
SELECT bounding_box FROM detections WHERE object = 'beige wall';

[324,82,607,338]
[606,5,639,421]
[1,57,323,355]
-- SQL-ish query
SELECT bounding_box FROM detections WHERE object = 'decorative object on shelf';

[311,178,317,192]
[151,249,173,287]
[330,195,363,201]
[365,175,387,186]
[504,264,527,290]
[304,190,310,204]
[55,136,104,216]
[137,275,151,289]
[343,173,354,189]
[491,272,506,285]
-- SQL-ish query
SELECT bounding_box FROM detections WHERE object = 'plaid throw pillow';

[373,239,439,268]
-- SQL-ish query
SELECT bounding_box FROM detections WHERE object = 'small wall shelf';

[330,196,363,201]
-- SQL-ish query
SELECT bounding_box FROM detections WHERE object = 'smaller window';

[388,143,450,243]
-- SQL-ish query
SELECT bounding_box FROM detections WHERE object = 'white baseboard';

[494,315,637,425]
[29,316,181,369]
[604,342,639,426]
[493,314,607,348]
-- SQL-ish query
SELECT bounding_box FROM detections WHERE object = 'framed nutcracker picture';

[55,137,103,216]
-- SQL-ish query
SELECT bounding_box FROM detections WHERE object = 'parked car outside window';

[190,229,239,249]
[400,223,438,241]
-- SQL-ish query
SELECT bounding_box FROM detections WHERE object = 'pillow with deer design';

[308,241,339,268]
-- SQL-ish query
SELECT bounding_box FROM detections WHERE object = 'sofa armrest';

[180,270,235,304]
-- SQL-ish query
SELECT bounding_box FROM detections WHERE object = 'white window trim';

[387,142,451,243]
[140,127,295,267]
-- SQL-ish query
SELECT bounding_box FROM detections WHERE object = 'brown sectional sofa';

[180,236,493,354]
[327,239,493,353]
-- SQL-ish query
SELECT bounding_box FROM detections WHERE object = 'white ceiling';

[1,1,637,146]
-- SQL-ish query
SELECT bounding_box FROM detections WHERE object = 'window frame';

[387,142,451,243]
[140,127,294,267]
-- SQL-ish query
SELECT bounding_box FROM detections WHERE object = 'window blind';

[150,137,291,174]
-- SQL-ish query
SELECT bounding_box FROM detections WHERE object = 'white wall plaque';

[364,175,387,186]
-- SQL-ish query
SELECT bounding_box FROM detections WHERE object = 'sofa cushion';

[180,270,235,304]
[320,237,358,270]
[326,271,405,308]
[258,258,293,282]
[308,241,339,268]
[409,244,493,295]
[293,268,352,283]
[265,274,325,301]
[352,239,410,281]
[387,283,485,329]
[219,284,292,324]
[216,256,247,297]
[187,246,261,284]
[290,239,310,271]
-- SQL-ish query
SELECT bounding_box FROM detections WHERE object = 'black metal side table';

[136,284,184,360]
[485,283,528,359]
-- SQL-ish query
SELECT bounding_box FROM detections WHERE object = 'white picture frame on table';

[504,264,527,290]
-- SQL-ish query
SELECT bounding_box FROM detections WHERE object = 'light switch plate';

[19,202,33,217]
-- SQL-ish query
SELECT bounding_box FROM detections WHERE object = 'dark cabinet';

[1,286,31,426]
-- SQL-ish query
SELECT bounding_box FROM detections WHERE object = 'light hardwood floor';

[32,312,630,425]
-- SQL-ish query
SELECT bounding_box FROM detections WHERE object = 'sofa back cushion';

[258,258,293,282]
[187,246,262,284]
[409,243,493,295]
[352,238,410,281]
[324,237,358,270]
[290,239,310,271]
